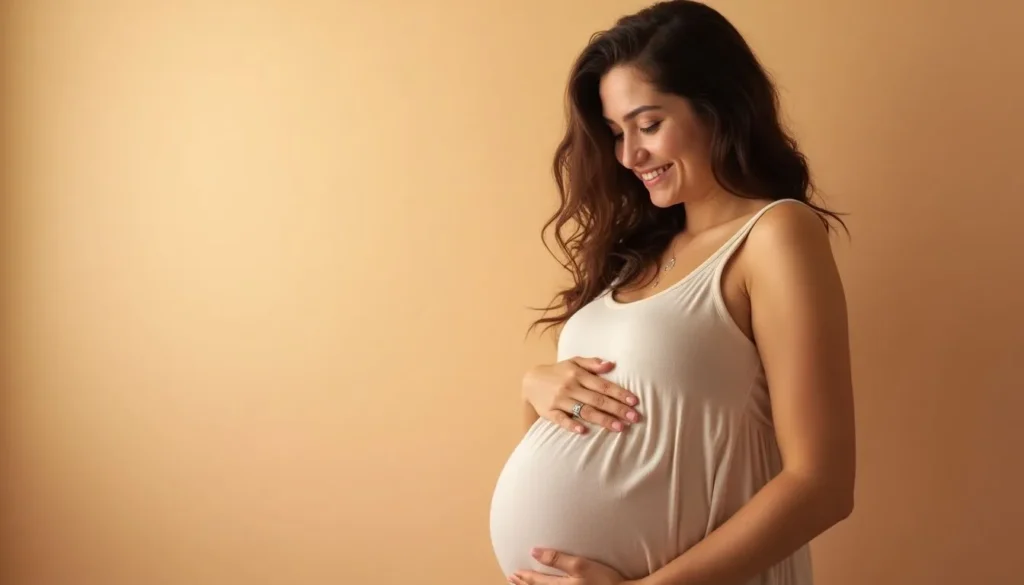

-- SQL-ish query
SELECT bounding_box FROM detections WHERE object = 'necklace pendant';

[652,256,676,288]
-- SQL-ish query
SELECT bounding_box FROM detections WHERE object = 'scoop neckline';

[603,239,730,309]
[603,199,792,309]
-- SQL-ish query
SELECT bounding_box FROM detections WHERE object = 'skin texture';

[512,64,855,585]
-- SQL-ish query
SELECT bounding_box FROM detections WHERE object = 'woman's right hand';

[522,357,641,434]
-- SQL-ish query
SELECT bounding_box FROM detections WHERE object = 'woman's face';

[599,64,719,208]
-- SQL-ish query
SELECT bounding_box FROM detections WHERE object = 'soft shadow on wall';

[1,1,1022,585]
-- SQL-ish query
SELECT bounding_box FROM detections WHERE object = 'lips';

[638,163,672,183]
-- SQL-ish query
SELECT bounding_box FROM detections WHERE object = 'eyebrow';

[604,105,663,125]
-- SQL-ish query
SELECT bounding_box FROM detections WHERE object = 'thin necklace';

[651,251,676,288]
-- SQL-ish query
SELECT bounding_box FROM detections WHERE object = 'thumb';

[577,356,615,373]
[531,548,584,575]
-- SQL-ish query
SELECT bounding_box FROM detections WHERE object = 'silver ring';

[571,402,584,418]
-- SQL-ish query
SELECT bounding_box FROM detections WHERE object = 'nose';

[619,136,648,170]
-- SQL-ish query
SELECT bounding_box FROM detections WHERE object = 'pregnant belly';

[488,422,679,581]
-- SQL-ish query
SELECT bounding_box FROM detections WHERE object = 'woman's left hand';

[507,548,637,585]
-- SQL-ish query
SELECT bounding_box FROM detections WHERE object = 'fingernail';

[626,396,637,405]
[531,547,543,558]
[575,425,584,433]
[626,411,638,422]
[612,421,623,431]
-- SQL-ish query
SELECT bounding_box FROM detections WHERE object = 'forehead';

[599,65,663,121]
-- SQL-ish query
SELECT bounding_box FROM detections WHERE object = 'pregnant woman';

[489,2,856,585]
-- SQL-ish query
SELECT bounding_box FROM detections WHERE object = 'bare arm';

[640,203,856,585]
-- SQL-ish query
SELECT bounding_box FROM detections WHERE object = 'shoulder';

[749,199,831,251]
[743,200,841,291]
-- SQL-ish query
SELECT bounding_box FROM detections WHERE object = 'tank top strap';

[712,198,806,269]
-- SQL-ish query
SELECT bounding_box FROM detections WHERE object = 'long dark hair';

[528,0,845,338]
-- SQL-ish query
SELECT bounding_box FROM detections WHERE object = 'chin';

[648,187,684,208]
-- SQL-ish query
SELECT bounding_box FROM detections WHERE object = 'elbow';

[785,464,856,528]
[796,471,854,528]
[822,479,855,526]
[833,489,855,522]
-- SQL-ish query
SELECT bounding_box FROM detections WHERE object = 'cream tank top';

[489,199,813,585]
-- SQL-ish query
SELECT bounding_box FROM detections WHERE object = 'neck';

[681,189,762,234]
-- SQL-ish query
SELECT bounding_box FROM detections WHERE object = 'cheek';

[651,130,690,163]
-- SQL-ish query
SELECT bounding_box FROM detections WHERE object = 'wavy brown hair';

[528,0,845,338]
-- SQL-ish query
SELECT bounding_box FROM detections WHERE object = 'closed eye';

[640,121,662,134]
[611,121,662,141]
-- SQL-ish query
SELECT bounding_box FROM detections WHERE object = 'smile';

[638,163,672,185]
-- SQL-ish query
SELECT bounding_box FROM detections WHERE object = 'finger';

[573,382,641,426]
[532,547,584,575]
[571,356,617,374]
[577,369,639,409]
[560,397,625,432]
[549,408,587,435]
[563,379,641,430]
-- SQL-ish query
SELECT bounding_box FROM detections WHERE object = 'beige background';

[2,1,1022,584]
